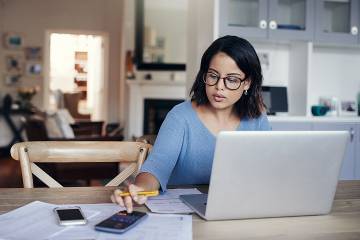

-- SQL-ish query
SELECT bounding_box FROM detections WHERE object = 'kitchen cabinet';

[310,122,357,180]
[269,118,360,180]
[218,0,315,41]
[270,121,312,130]
[315,0,359,44]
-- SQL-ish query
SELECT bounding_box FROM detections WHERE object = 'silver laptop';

[180,131,349,220]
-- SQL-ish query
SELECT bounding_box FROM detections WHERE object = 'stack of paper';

[145,188,202,214]
[0,201,192,240]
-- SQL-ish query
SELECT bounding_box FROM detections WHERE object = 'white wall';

[186,0,216,95]
[309,46,360,114]
[0,0,123,122]
[0,1,5,106]
[252,42,290,87]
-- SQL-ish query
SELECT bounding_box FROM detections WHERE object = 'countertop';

[268,115,360,123]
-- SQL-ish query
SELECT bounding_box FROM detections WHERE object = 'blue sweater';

[140,101,271,191]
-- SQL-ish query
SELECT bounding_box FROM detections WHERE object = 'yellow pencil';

[118,190,159,197]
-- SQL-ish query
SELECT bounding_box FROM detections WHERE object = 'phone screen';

[95,210,147,233]
[56,209,85,221]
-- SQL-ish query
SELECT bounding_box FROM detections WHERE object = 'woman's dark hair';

[190,35,265,119]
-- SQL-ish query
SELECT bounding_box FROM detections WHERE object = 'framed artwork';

[4,74,21,86]
[24,47,42,60]
[5,55,24,74]
[25,61,42,76]
[3,32,24,50]
[340,100,357,116]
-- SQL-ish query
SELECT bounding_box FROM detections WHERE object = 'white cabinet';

[218,0,314,41]
[270,121,312,131]
[269,118,359,180]
[312,122,357,180]
[218,0,360,44]
[315,0,360,44]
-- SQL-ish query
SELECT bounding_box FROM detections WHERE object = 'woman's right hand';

[110,184,148,213]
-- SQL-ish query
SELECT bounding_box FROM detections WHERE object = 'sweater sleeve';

[258,113,271,130]
[139,110,185,191]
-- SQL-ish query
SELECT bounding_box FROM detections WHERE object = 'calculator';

[95,210,148,234]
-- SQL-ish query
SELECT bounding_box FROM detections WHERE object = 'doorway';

[45,31,108,121]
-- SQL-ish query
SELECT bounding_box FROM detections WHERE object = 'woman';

[111,35,271,212]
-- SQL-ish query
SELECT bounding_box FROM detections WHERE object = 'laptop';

[180,131,349,220]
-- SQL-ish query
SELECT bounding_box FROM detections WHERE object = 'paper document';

[145,188,202,214]
[0,201,192,240]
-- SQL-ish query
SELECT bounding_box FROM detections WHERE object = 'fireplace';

[143,99,184,135]
[126,80,186,139]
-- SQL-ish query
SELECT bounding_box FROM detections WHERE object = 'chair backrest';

[11,141,152,188]
[135,134,157,145]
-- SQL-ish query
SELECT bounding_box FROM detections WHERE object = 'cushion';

[55,109,75,138]
[44,113,64,138]
[45,109,75,139]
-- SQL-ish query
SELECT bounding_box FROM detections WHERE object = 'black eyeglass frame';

[203,72,246,90]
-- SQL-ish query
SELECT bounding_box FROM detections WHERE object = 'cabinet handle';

[351,26,358,35]
[349,128,355,142]
[259,20,267,29]
[269,20,277,30]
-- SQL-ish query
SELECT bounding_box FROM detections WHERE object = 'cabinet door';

[315,0,359,44]
[268,0,315,40]
[312,122,357,180]
[218,0,268,38]
[270,121,312,131]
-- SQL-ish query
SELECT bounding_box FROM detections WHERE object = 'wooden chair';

[135,134,157,145]
[10,141,152,188]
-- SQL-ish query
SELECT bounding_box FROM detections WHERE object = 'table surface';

[0,181,359,240]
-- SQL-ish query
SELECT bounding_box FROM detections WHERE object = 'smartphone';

[53,206,87,226]
[95,210,148,234]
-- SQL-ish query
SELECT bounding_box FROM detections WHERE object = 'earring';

[244,89,248,95]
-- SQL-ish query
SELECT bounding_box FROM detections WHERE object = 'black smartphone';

[95,210,148,234]
[53,206,87,226]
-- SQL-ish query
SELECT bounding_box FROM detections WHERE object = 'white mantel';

[126,80,186,139]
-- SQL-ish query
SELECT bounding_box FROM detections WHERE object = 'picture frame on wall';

[5,55,24,74]
[24,47,42,60]
[4,74,21,86]
[340,100,357,117]
[3,32,24,50]
[25,61,42,76]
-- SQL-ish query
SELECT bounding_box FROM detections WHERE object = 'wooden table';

[0,181,359,240]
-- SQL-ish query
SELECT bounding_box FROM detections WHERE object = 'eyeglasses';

[203,72,245,90]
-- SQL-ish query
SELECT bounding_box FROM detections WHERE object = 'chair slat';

[10,141,152,188]
[106,163,137,186]
[31,163,63,188]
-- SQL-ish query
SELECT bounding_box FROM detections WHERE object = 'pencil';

[118,190,159,197]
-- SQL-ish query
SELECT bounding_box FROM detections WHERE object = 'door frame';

[43,29,110,121]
